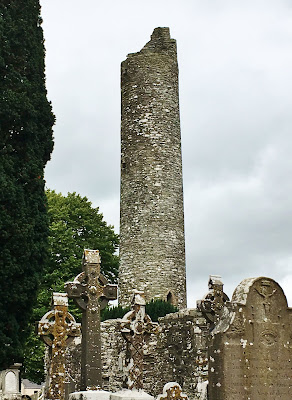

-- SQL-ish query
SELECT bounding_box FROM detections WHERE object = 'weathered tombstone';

[119,291,160,391]
[0,364,22,400]
[157,382,188,400]
[65,249,117,390]
[38,293,81,400]
[208,277,292,399]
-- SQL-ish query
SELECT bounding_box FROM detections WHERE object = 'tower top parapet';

[127,27,177,58]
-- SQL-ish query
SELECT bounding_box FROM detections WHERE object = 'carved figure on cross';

[38,292,81,400]
[120,290,160,390]
[255,280,277,315]
[65,249,117,390]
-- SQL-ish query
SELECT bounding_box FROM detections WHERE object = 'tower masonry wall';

[119,27,186,309]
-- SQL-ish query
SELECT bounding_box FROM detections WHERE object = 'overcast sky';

[40,0,292,307]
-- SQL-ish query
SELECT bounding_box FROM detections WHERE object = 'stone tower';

[119,27,186,309]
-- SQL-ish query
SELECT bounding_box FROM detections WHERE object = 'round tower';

[119,27,186,309]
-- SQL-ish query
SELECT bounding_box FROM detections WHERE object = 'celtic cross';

[65,249,117,390]
[120,291,160,390]
[38,292,81,400]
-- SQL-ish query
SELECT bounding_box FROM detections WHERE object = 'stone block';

[0,364,22,400]
[69,390,112,400]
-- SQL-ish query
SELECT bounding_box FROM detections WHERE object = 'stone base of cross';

[38,293,81,400]
[120,290,160,390]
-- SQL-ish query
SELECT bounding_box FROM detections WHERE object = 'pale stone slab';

[110,389,154,400]
[196,381,208,400]
[5,371,18,393]
[70,390,112,400]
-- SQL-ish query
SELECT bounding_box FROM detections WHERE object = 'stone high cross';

[65,249,117,390]
[38,293,81,400]
[197,275,229,328]
[120,291,160,390]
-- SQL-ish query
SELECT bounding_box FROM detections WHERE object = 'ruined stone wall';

[65,310,208,399]
[100,319,127,392]
[119,27,186,309]
[149,309,209,398]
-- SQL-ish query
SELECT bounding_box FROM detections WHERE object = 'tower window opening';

[167,291,174,304]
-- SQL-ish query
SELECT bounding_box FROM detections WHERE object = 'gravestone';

[4,372,18,394]
[208,277,292,399]
[38,293,81,400]
[65,249,117,390]
[120,291,160,390]
[0,364,22,400]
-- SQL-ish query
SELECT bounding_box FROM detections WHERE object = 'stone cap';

[141,27,176,53]
[52,292,68,307]
[83,249,101,264]
[232,276,288,306]
[10,364,22,369]
[125,27,177,60]
[151,27,171,41]
[131,290,146,306]
[208,275,223,289]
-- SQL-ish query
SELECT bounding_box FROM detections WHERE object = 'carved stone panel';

[208,277,292,399]
[4,372,18,393]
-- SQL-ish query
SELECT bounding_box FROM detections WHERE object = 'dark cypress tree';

[0,0,54,368]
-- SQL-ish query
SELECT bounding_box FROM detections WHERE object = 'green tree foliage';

[101,299,177,322]
[44,190,119,299]
[101,305,130,321]
[23,190,119,383]
[145,299,178,322]
[0,1,54,368]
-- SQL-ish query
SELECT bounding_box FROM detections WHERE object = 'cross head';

[38,292,81,400]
